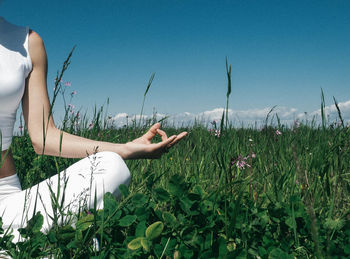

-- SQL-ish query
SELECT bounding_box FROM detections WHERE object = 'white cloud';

[109,99,350,128]
[297,99,350,122]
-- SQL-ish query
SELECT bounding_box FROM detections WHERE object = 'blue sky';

[1,0,350,125]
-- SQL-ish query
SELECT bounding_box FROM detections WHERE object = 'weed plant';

[0,51,349,258]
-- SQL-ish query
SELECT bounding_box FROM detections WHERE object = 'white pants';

[0,151,131,242]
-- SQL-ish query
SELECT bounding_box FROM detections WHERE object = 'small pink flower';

[68,104,75,109]
[232,155,251,169]
[251,153,256,158]
[71,90,77,96]
[88,123,94,130]
[64,81,71,87]
[209,129,221,138]
[275,130,282,136]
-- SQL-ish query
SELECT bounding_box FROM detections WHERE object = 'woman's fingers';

[155,135,176,150]
[158,131,188,152]
[156,129,168,141]
[166,131,188,148]
[143,123,161,140]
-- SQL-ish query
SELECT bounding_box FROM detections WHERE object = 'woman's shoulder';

[29,29,44,47]
[28,29,47,64]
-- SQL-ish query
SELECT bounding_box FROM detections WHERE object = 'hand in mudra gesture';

[125,123,187,159]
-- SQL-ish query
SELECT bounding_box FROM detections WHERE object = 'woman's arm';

[22,30,186,159]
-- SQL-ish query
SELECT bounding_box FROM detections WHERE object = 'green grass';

[0,120,348,258]
[0,51,349,258]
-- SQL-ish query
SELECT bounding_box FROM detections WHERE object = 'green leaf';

[57,225,75,242]
[344,244,350,255]
[103,192,118,213]
[76,214,94,231]
[135,220,147,237]
[268,248,293,259]
[285,217,296,229]
[145,221,164,240]
[128,237,143,250]
[119,184,129,197]
[162,212,177,227]
[47,230,58,243]
[135,207,149,221]
[131,193,148,207]
[141,237,151,252]
[119,215,137,227]
[67,240,79,249]
[168,175,186,197]
[19,212,44,236]
[153,188,170,202]
[201,200,214,212]
[192,185,206,197]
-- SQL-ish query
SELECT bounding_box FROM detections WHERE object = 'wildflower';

[232,155,251,169]
[209,129,221,138]
[293,120,300,128]
[275,129,282,135]
[88,123,94,130]
[68,104,75,113]
[249,138,253,142]
[71,90,77,96]
[64,81,71,87]
[251,152,256,158]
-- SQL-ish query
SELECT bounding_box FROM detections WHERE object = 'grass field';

[2,118,348,258]
[1,53,349,258]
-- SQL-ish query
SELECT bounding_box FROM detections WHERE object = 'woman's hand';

[124,123,187,159]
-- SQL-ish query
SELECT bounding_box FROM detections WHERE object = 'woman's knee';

[96,151,131,186]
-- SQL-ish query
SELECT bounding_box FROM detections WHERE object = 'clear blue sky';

[1,0,350,122]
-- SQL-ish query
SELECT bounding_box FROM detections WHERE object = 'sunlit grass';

[0,51,349,258]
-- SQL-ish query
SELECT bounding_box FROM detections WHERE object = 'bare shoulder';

[28,29,47,65]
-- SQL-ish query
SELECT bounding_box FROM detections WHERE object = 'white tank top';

[0,16,32,151]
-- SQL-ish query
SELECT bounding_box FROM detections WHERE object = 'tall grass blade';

[333,96,344,128]
[264,105,277,129]
[139,73,155,127]
[225,58,232,129]
[321,88,326,130]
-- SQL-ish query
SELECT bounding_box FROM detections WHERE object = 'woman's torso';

[0,16,32,178]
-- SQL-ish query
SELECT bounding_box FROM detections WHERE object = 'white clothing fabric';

[0,174,22,198]
[0,151,131,242]
[0,16,32,151]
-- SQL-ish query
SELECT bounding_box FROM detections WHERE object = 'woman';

[0,15,187,242]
